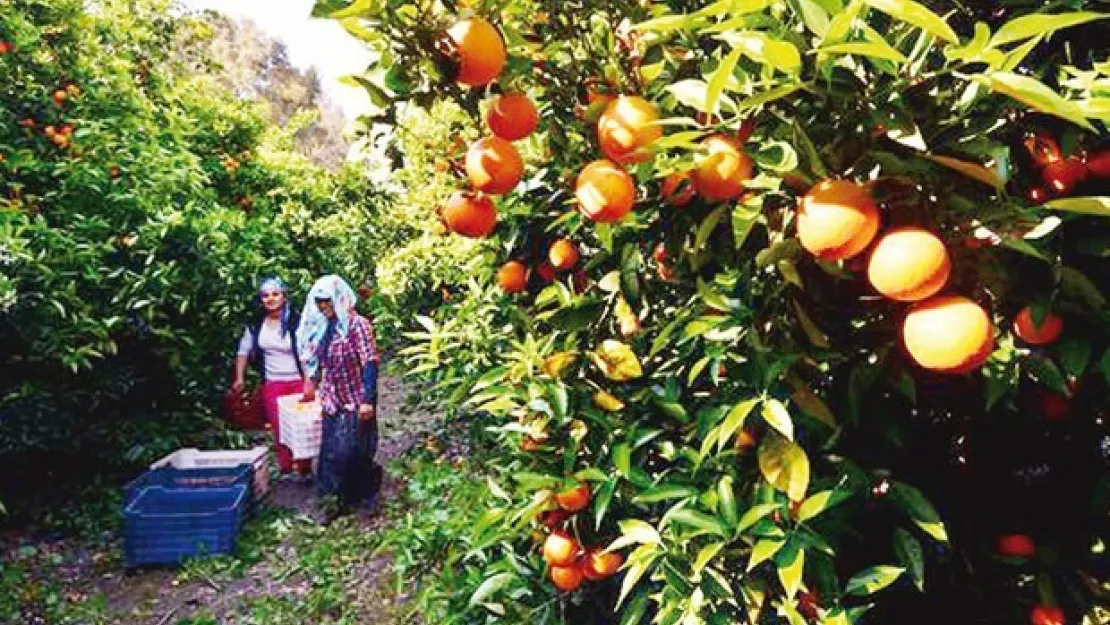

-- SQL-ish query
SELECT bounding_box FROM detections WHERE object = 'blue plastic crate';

[123,485,248,567]
[123,464,254,504]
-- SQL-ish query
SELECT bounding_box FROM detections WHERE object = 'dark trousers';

[317,410,381,509]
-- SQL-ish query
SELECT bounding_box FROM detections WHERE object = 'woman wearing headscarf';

[297,275,381,514]
[231,275,312,479]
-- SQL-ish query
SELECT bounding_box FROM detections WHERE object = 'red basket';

[224,388,266,430]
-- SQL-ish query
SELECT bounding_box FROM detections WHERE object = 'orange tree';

[323,0,1110,623]
[0,0,385,525]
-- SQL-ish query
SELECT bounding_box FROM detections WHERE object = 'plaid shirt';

[318,313,379,415]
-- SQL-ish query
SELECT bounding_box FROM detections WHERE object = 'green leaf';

[826,0,864,41]
[794,0,831,37]
[924,154,1004,189]
[846,565,905,596]
[748,538,786,570]
[796,489,850,522]
[1058,338,1092,378]
[990,12,1109,48]
[758,434,810,502]
[718,476,739,528]
[974,72,1096,132]
[634,14,694,33]
[737,502,782,532]
[670,508,729,536]
[778,548,806,599]
[754,140,800,173]
[718,398,759,452]
[469,573,515,608]
[619,519,662,545]
[793,119,828,178]
[618,544,660,608]
[1060,266,1107,309]
[737,84,802,111]
[819,41,907,63]
[732,201,762,249]
[326,0,377,19]
[717,31,803,73]
[792,299,831,348]
[762,398,795,440]
[863,0,958,43]
[696,207,729,250]
[595,479,617,530]
[889,482,948,542]
[893,528,925,591]
[613,442,633,477]
[620,589,651,625]
[1045,196,1110,216]
[694,542,726,573]
[634,484,699,504]
[706,48,744,117]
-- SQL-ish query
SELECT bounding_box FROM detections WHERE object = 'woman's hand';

[231,377,245,395]
[302,378,316,402]
[357,403,375,421]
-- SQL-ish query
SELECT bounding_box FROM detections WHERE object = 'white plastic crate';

[277,395,323,460]
[150,446,271,499]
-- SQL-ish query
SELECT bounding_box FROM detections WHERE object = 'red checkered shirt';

[318,313,379,415]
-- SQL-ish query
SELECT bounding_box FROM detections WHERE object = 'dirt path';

[3,371,443,625]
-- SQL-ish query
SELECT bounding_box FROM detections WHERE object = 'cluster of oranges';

[1023,131,1110,203]
[539,483,624,592]
[794,178,1066,376]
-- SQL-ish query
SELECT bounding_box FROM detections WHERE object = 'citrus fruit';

[903,295,994,374]
[797,179,880,261]
[867,227,951,301]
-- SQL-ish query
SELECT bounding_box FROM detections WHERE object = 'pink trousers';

[262,379,312,474]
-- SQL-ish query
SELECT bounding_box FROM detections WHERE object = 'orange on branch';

[576,159,636,223]
[903,295,994,374]
[797,179,880,261]
[441,191,497,238]
[486,93,539,141]
[1013,306,1064,345]
[581,550,624,581]
[867,227,951,302]
[661,172,694,207]
[543,531,580,566]
[466,136,523,195]
[446,18,506,87]
[550,564,584,592]
[548,239,580,271]
[692,134,753,202]
[555,483,590,512]
[597,95,661,165]
[497,260,528,293]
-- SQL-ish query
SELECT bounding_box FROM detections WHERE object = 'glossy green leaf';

[758,434,810,502]
[737,502,782,532]
[990,12,1109,47]
[974,72,1096,131]
[716,31,803,73]
[819,41,907,62]
[863,0,958,43]
[796,489,850,522]
[846,565,905,596]
[634,484,699,504]
[889,482,948,542]
[1045,196,1110,216]
[893,528,925,591]
[718,398,759,452]
[671,508,729,536]
[748,538,786,570]
[762,398,795,440]
[778,548,806,599]
[706,48,744,117]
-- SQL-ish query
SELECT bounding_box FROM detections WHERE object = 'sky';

[179,0,374,120]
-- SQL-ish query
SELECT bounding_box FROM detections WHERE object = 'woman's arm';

[232,328,252,393]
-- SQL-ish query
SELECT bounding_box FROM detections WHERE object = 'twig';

[155,604,180,625]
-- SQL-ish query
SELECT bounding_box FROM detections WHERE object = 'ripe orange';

[597,95,661,164]
[902,295,994,374]
[576,159,636,223]
[446,18,506,87]
[52,90,68,105]
[441,191,497,238]
[548,239,579,271]
[536,262,557,284]
[692,134,753,202]
[581,550,624,581]
[1013,306,1064,345]
[736,428,757,451]
[797,179,880,261]
[466,136,523,195]
[996,534,1036,558]
[555,483,590,512]
[543,531,580,566]
[661,172,694,207]
[498,260,528,293]
[486,93,539,141]
[550,564,584,592]
[867,227,951,302]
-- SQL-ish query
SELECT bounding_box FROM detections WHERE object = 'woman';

[232,276,312,480]
[297,275,381,514]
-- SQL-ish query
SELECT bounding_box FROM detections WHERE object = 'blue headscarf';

[258,275,293,337]
[296,275,358,379]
